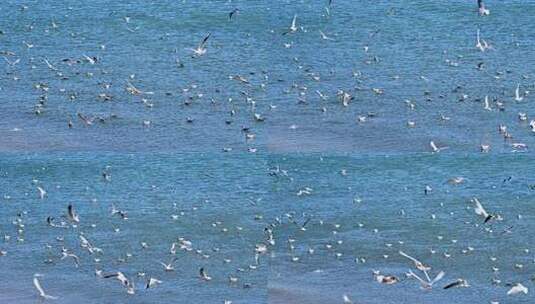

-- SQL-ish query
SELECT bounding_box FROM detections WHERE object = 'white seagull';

[471,197,493,223]
[283,15,298,35]
[406,269,445,289]
[159,257,178,271]
[319,30,334,40]
[67,204,80,223]
[37,186,47,199]
[146,277,163,289]
[507,283,528,295]
[190,33,211,57]
[515,84,524,102]
[430,141,447,153]
[200,267,212,281]
[33,274,58,300]
[478,0,490,16]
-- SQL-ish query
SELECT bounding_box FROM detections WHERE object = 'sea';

[1,1,535,303]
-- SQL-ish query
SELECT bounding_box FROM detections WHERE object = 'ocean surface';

[1,1,535,303]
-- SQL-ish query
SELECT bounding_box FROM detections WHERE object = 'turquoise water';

[1,1,535,303]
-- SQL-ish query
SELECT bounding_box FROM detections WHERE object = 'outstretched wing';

[473,198,488,217]
[199,33,211,48]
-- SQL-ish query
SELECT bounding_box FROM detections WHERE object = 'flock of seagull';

[1,0,534,303]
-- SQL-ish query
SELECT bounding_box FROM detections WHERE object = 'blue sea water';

[1,0,535,303]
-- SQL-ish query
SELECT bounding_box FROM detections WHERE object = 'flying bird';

[283,15,298,35]
[515,84,524,102]
[146,277,162,289]
[443,279,469,289]
[37,186,47,199]
[406,270,445,289]
[229,8,239,20]
[507,283,528,295]
[430,141,447,153]
[471,197,493,223]
[319,30,334,40]
[67,204,80,223]
[373,271,399,284]
[478,0,490,16]
[3,56,20,66]
[33,274,58,300]
[104,272,129,286]
[190,33,211,57]
[159,257,178,271]
[200,267,212,281]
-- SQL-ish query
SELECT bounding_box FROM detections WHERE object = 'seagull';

[229,8,239,20]
[511,143,527,150]
[319,30,334,40]
[200,267,212,281]
[60,249,80,267]
[159,257,178,271]
[507,283,528,295]
[515,84,524,101]
[430,141,447,153]
[407,270,445,289]
[23,41,34,49]
[110,204,128,219]
[3,56,20,66]
[337,90,352,107]
[400,251,444,289]
[79,235,102,254]
[104,272,135,294]
[125,81,154,95]
[483,96,492,110]
[67,204,80,223]
[478,0,490,16]
[447,177,465,185]
[77,113,94,125]
[37,186,47,199]
[46,216,65,228]
[33,274,58,300]
[316,90,328,100]
[104,272,129,286]
[443,279,469,289]
[283,15,298,35]
[471,197,493,223]
[146,277,162,289]
[190,33,211,57]
[399,251,430,272]
[373,271,398,284]
[43,58,58,71]
[476,29,485,52]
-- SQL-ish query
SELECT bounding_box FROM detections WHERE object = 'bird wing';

[507,284,527,295]
[443,280,461,289]
[68,205,74,219]
[33,277,46,296]
[430,271,445,285]
[199,33,211,48]
[407,270,427,286]
[33,277,58,299]
[103,273,119,279]
[399,251,421,265]
[473,198,488,217]
[116,272,129,285]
